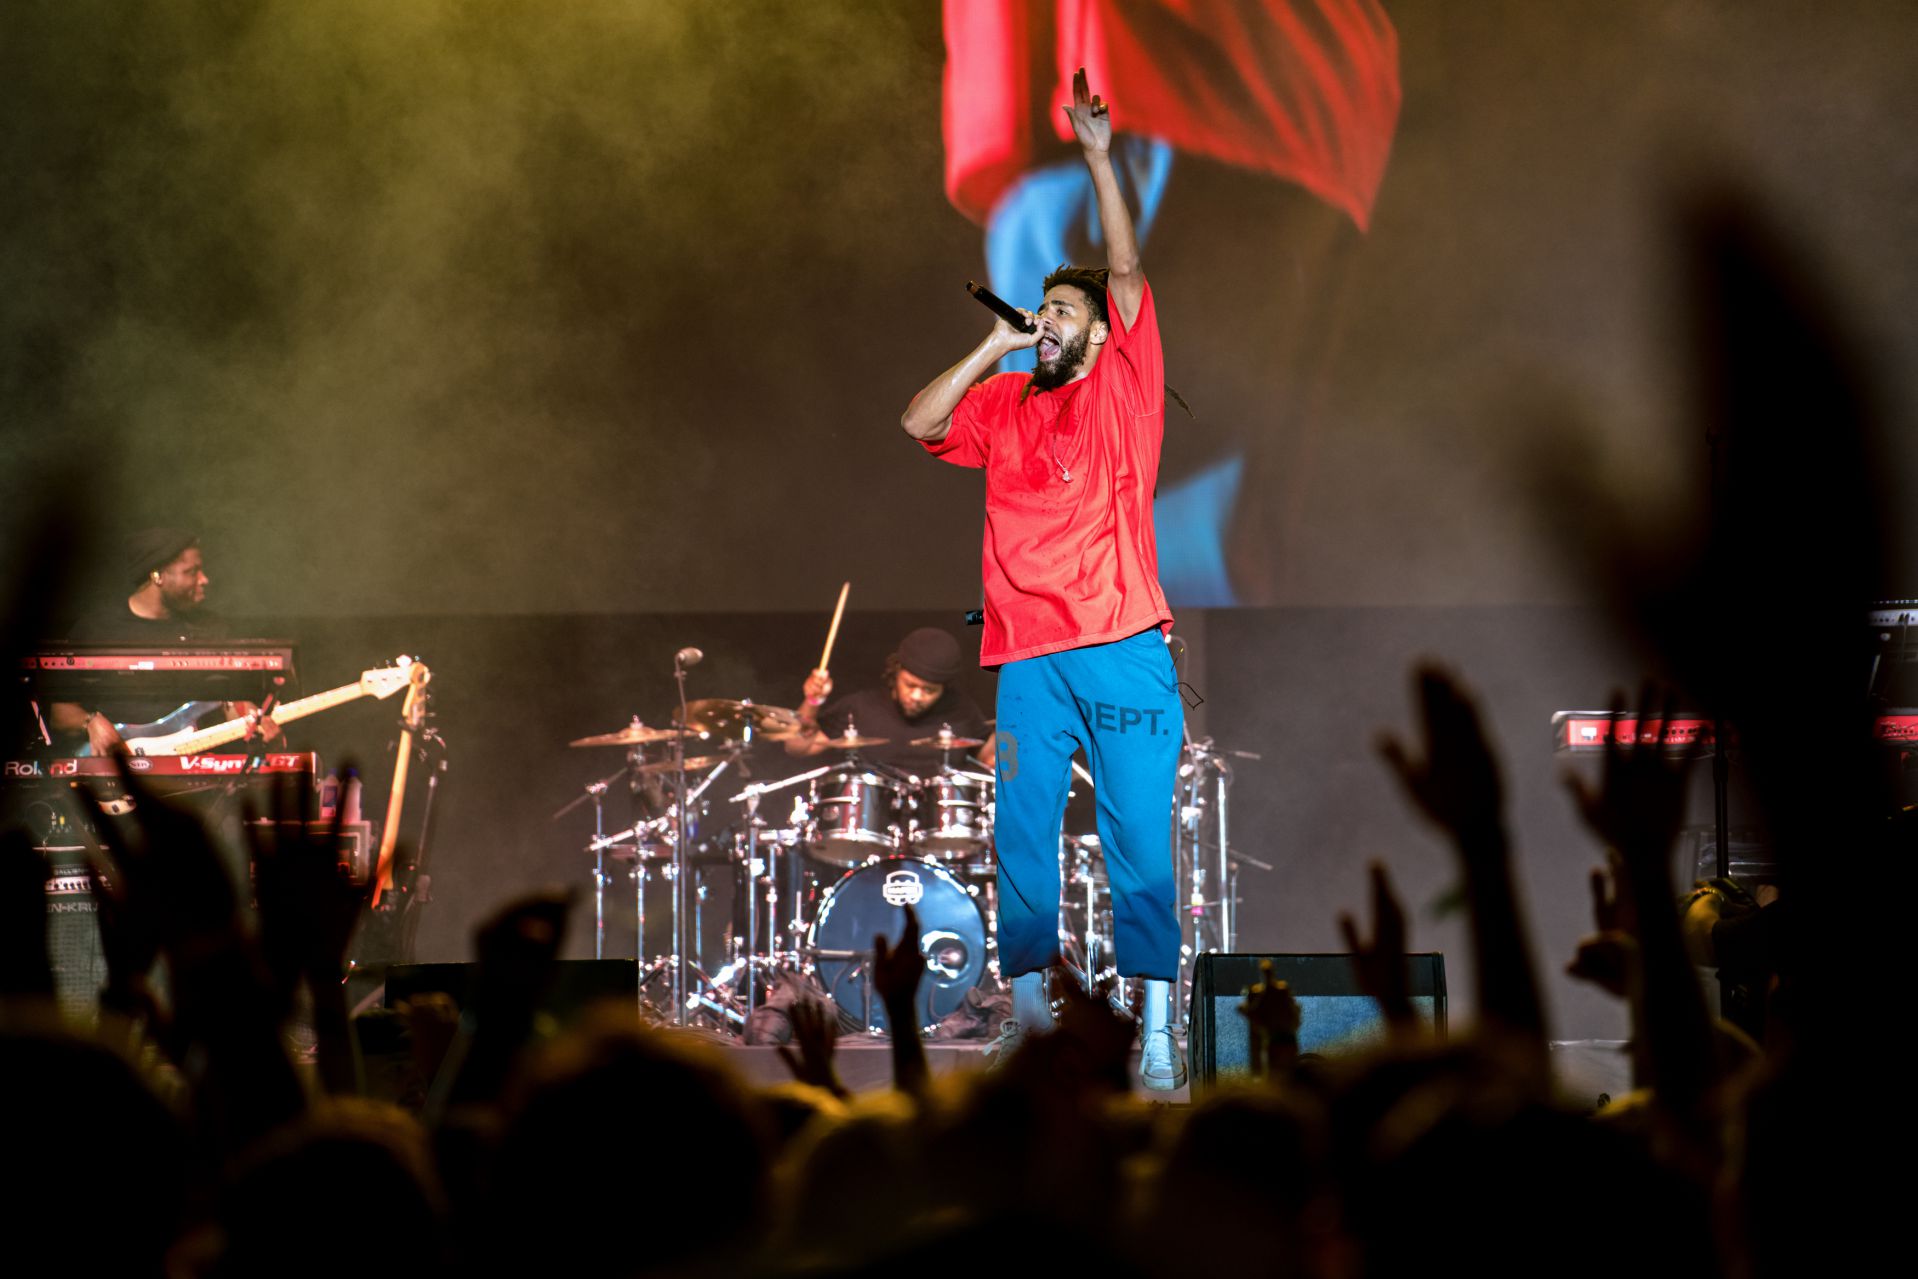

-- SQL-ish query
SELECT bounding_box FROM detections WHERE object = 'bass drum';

[808,857,987,1032]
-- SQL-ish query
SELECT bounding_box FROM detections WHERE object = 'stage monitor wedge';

[1189,952,1447,1092]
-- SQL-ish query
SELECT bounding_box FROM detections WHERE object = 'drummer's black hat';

[898,627,963,683]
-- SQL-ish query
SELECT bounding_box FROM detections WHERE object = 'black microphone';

[675,646,703,670]
[966,280,1037,333]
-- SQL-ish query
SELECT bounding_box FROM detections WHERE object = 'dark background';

[7,1,1915,1038]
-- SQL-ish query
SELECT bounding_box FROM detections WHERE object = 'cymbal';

[909,733,986,749]
[815,732,890,750]
[632,753,732,776]
[677,698,801,742]
[570,721,688,748]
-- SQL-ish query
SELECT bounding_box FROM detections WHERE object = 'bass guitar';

[84,661,417,756]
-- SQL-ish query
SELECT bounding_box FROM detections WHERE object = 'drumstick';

[818,581,851,672]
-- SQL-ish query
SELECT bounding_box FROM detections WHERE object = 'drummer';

[786,627,996,775]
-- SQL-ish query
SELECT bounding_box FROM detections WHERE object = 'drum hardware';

[632,752,733,776]
[1170,735,1240,1030]
[730,767,834,943]
[667,653,701,1026]
[559,770,625,960]
[905,767,995,861]
[809,715,891,752]
[811,734,893,750]
[804,766,910,866]
[556,675,1249,1043]
[1192,841,1276,874]
[675,698,802,744]
[1053,833,1115,1000]
[907,727,987,751]
[570,751,736,957]
[568,718,690,748]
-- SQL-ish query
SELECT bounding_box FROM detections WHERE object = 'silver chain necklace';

[1045,389,1082,483]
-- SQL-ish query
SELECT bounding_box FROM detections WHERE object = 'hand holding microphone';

[967,281,1041,351]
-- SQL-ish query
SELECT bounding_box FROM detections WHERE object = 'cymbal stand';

[589,778,610,959]
[744,788,762,1015]
[671,657,693,1026]
[1172,736,1238,1029]
[554,761,640,962]
[729,764,832,975]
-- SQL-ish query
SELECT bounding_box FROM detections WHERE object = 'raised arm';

[900,311,1037,441]
[785,667,834,757]
[1064,68,1143,329]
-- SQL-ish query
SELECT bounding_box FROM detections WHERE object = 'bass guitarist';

[48,528,281,754]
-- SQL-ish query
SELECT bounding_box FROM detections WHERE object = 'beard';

[893,691,936,722]
[1029,328,1091,391]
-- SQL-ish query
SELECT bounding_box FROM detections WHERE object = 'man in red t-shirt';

[903,70,1187,1090]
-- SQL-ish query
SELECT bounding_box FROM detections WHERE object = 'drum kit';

[561,700,1009,1033]
[559,688,1253,1037]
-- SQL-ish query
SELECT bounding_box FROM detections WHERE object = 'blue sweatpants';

[993,628,1184,980]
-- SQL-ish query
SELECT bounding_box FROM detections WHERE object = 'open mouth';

[1037,336,1060,362]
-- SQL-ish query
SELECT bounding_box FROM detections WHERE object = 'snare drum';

[908,769,994,861]
[808,856,987,1031]
[804,768,905,866]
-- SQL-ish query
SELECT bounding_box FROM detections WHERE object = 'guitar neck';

[174,682,368,754]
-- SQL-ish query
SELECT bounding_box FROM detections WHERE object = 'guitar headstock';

[401,658,432,728]
[361,657,425,701]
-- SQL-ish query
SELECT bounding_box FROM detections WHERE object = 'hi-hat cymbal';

[814,732,890,750]
[632,753,732,776]
[570,720,688,748]
[909,733,986,749]
[676,698,801,741]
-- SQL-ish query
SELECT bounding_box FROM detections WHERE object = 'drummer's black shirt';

[811,686,990,779]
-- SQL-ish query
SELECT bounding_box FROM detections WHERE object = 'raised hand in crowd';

[247,768,376,1094]
[1378,664,1503,841]
[871,903,930,1096]
[1563,686,1718,1131]
[1237,958,1300,1079]
[433,888,574,1115]
[776,995,848,1100]
[81,750,305,1154]
[85,850,164,1036]
[1565,858,1637,1001]
[81,752,246,956]
[1338,860,1417,1033]
[1379,664,1547,1065]
[1564,687,1694,869]
[1014,965,1135,1095]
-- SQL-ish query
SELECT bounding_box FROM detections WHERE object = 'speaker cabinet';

[42,845,106,1015]
[1189,952,1447,1091]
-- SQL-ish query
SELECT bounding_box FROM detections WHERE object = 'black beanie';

[124,527,199,588]
[897,627,963,683]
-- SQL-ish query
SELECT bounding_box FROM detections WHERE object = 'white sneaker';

[1139,1027,1186,1091]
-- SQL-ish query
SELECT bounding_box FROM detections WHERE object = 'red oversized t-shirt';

[923,282,1174,667]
